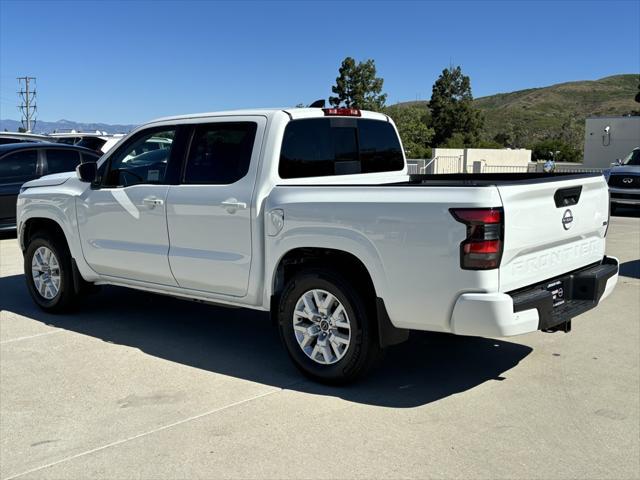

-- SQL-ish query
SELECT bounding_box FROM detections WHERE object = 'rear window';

[46,149,81,174]
[279,118,404,179]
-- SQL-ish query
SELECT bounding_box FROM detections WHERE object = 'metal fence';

[406,160,425,175]
[550,165,605,174]
[481,164,536,173]
[407,159,606,176]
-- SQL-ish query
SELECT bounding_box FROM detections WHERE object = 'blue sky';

[1,0,638,124]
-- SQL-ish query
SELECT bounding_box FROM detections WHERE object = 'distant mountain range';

[0,118,136,134]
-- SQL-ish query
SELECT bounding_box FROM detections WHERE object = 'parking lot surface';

[1,213,639,480]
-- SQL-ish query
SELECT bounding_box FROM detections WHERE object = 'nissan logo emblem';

[562,209,574,230]
[623,178,633,184]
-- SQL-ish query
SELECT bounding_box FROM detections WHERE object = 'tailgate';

[498,174,609,292]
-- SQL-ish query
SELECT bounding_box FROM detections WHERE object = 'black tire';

[277,268,382,384]
[24,231,79,312]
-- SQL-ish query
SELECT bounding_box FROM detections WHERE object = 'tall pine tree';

[430,66,483,146]
[329,57,387,111]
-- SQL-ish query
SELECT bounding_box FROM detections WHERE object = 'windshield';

[622,148,640,166]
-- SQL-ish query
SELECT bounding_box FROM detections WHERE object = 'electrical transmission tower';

[17,76,37,132]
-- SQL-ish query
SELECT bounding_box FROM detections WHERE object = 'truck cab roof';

[143,108,389,127]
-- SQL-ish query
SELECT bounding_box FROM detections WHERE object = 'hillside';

[476,74,638,146]
[393,74,639,150]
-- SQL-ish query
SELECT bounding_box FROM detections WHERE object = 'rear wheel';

[24,232,79,312]
[278,269,382,384]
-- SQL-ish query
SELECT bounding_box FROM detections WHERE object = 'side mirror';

[610,159,622,167]
[76,161,97,183]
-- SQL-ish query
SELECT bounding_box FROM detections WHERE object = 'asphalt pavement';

[1,211,638,479]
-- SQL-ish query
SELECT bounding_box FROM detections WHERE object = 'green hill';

[392,74,638,150]
[476,74,638,147]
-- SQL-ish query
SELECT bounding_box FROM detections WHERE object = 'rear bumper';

[451,256,619,337]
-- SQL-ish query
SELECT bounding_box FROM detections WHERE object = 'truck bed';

[402,172,603,186]
[279,172,603,188]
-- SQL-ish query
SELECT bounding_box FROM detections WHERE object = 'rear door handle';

[143,196,164,207]
[221,198,247,213]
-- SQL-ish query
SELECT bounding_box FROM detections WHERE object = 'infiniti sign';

[562,209,574,230]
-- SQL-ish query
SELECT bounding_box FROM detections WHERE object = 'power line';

[17,76,37,131]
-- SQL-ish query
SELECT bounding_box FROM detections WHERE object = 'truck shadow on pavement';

[619,259,640,279]
[0,273,532,408]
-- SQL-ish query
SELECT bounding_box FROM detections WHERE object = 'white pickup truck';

[16,107,619,383]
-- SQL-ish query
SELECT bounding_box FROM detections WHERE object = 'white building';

[583,116,640,168]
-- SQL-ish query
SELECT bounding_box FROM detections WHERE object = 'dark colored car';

[0,142,101,230]
[606,147,640,213]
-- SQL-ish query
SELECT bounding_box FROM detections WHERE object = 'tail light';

[323,108,361,117]
[450,208,504,270]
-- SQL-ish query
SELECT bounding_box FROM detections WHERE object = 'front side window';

[102,128,175,187]
[46,149,81,174]
[183,122,257,184]
[279,118,403,179]
[0,150,38,183]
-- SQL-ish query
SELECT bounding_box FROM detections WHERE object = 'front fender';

[18,180,99,282]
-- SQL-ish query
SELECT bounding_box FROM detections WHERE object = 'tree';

[557,117,583,151]
[329,57,387,111]
[493,131,511,147]
[429,66,484,146]
[386,105,434,158]
[631,79,640,115]
[530,139,581,163]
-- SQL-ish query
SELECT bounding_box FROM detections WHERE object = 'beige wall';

[429,148,532,173]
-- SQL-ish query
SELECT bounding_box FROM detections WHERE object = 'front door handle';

[221,198,247,213]
[143,196,164,208]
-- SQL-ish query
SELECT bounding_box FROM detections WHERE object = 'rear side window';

[279,118,404,179]
[183,122,257,184]
[46,149,81,174]
[0,150,38,183]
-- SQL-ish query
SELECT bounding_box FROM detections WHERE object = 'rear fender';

[264,225,388,311]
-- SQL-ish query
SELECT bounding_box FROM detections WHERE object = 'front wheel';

[277,269,382,384]
[24,232,79,312]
